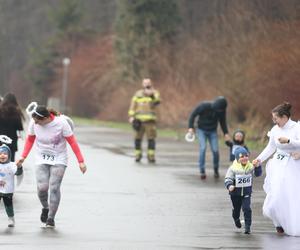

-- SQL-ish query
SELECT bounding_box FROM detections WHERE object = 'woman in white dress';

[253,102,300,236]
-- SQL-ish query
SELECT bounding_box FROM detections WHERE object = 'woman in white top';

[17,105,87,228]
[253,102,300,236]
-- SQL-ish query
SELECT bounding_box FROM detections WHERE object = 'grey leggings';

[36,164,66,219]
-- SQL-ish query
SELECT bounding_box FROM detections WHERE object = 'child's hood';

[233,129,245,144]
[231,159,253,172]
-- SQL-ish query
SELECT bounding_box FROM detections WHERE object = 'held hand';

[16,157,25,167]
[252,159,261,167]
[224,133,231,142]
[278,137,289,144]
[228,185,235,192]
[188,128,194,134]
[79,162,87,174]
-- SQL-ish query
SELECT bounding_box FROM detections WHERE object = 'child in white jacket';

[0,144,23,227]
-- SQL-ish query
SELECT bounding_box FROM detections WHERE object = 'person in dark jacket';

[225,146,262,234]
[225,130,249,162]
[188,96,231,179]
[0,93,24,161]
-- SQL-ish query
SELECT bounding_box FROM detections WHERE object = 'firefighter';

[128,78,160,163]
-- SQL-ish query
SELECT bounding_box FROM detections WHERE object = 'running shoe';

[200,173,206,180]
[234,219,242,228]
[214,170,220,179]
[41,208,49,223]
[46,218,55,228]
[8,217,15,227]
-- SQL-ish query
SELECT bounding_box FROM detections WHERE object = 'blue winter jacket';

[224,160,262,196]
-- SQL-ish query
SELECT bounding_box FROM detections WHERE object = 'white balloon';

[185,132,195,142]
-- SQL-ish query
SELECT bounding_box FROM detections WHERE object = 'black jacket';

[188,101,228,134]
[0,116,23,152]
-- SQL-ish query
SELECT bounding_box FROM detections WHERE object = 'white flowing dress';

[257,119,300,236]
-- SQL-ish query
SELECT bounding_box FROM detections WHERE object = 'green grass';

[72,116,182,138]
[72,116,132,131]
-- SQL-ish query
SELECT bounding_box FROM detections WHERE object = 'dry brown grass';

[46,2,300,135]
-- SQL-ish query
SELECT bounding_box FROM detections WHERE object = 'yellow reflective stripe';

[128,110,135,116]
[135,97,153,103]
[153,93,160,102]
[135,114,156,121]
[135,150,142,156]
[147,149,155,155]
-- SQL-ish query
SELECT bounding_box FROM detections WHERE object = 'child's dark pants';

[231,195,252,229]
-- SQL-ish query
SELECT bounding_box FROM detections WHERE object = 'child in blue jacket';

[225,146,262,234]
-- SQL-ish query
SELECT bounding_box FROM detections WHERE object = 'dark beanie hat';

[234,146,248,160]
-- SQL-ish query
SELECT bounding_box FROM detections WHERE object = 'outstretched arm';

[16,135,36,166]
[256,132,276,163]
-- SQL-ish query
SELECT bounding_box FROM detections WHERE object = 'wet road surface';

[1,125,300,250]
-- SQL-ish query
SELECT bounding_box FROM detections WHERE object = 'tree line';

[0,0,299,136]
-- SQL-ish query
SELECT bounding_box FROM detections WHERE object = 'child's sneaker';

[40,208,49,223]
[234,219,242,228]
[46,218,55,228]
[8,217,15,227]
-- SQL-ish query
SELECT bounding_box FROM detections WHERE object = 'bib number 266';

[235,174,252,187]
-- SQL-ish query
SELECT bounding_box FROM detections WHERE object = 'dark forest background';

[0,0,299,138]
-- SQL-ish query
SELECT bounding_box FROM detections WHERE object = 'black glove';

[132,119,142,131]
[15,166,23,176]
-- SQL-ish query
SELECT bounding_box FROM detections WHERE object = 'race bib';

[273,151,290,166]
[39,151,56,165]
[235,174,252,188]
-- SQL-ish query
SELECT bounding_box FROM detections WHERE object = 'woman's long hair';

[0,93,25,120]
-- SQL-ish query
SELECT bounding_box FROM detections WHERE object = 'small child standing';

[225,130,249,162]
[0,144,22,227]
[224,146,262,234]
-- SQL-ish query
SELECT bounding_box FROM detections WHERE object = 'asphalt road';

[1,125,300,250]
